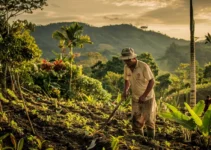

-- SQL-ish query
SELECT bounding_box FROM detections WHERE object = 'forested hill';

[31,22,189,59]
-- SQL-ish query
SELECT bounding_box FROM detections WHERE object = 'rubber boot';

[132,126,144,136]
[147,128,155,139]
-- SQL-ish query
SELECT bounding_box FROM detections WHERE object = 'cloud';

[100,0,174,6]
[140,0,211,25]
[13,0,211,40]
[50,3,60,8]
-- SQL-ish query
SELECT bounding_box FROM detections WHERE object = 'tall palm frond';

[52,31,67,41]
[205,33,211,44]
[52,22,92,97]
[72,35,93,48]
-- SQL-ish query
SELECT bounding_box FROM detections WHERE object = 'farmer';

[120,47,157,139]
[204,95,211,113]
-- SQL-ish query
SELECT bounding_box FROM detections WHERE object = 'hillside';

[31,22,189,60]
[0,91,203,149]
[159,42,211,71]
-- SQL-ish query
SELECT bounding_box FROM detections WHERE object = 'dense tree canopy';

[0,0,47,20]
[0,20,41,64]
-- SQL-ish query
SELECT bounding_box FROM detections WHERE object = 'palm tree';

[52,22,92,97]
[205,33,211,44]
[189,0,196,108]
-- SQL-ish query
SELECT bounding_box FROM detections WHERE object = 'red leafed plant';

[41,59,53,71]
[53,60,66,71]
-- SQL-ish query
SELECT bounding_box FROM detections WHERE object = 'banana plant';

[160,100,211,137]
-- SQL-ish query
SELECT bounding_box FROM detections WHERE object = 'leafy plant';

[160,100,211,146]
[0,133,24,150]
[129,139,139,150]
[27,135,54,150]
[10,133,24,150]
[52,22,93,96]
[0,111,8,122]
[110,136,124,150]
[0,93,9,103]
[164,140,171,147]
[74,75,111,101]
[7,89,19,101]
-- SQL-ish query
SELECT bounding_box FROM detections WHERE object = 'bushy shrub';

[32,61,83,98]
[73,75,111,101]
[102,71,123,97]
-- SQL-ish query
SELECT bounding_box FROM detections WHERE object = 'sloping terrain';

[31,23,189,59]
[0,91,204,150]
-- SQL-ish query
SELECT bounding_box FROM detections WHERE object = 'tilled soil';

[0,92,207,150]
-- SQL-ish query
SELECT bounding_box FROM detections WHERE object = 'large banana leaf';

[193,100,205,116]
[160,112,196,130]
[185,102,202,127]
[165,103,190,121]
[201,110,211,136]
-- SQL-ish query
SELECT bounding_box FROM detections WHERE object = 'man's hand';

[139,95,146,103]
[122,91,129,100]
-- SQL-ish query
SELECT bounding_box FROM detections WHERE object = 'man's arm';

[139,79,154,102]
[123,80,130,99]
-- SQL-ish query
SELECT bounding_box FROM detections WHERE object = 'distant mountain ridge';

[31,22,189,59]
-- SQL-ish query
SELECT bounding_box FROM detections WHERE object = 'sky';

[15,0,211,40]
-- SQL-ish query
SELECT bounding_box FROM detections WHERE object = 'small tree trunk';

[16,72,35,134]
[1,63,8,93]
[68,46,73,98]
[189,0,196,108]
[8,67,15,91]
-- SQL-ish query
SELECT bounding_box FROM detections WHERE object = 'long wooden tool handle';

[100,97,126,129]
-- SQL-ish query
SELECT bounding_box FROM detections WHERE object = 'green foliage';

[75,52,107,75]
[0,0,47,20]
[0,93,9,103]
[168,83,211,105]
[175,63,190,87]
[201,109,211,136]
[164,62,205,104]
[52,22,92,61]
[160,100,211,137]
[160,103,195,130]
[102,71,123,96]
[155,73,172,97]
[52,22,92,95]
[203,62,211,79]
[137,53,159,77]
[27,135,53,150]
[74,75,111,101]
[7,89,19,101]
[91,61,107,79]
[91,57,123,79]
[0,22,42,64]
[31,23,189,60]
[0,133,24,150]
[110,136,124,150]
[32,61,82,98]
[159,42,211,71]
[184,103,202,127]
[10,133,24,150]
[193,100,205,116]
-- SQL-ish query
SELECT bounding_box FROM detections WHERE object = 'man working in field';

[120,47,157,139]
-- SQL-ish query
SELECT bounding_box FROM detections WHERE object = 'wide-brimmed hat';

[119,47,137,60]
